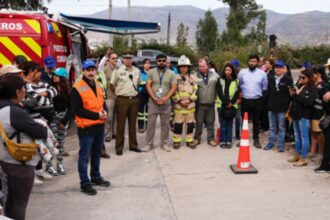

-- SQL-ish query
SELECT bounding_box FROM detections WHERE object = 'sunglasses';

[299,76,307,80]
[157,59,166,63]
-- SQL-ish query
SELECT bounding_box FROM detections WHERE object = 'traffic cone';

[230,112,258,174]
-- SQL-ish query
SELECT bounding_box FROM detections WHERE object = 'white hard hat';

[177,55,192,66]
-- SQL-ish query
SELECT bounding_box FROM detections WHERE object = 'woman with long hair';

[216,63,239,148]
[49,68,71,175]
[288,70,318,166]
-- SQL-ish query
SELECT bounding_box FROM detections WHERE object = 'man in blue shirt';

[238,55,268,148]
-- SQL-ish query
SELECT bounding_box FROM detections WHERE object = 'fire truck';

[0,11,90,81]
[0,11,160,82]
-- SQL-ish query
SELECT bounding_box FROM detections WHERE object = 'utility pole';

[108,0,113,46]
[167,12,171,45]
[128,0,132,48]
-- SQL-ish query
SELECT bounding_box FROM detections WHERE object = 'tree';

[1,0,43,10]
[196,10,218,55]
[219,0,267,46]
[176,23,189,48]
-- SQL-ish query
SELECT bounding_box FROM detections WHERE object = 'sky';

[47,0,330,15]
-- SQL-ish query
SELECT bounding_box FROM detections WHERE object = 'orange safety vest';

[74,78,105,128]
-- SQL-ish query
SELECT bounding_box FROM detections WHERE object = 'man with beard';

[238,55,268,148]
[144,54,177,152]
[71,60,110,195]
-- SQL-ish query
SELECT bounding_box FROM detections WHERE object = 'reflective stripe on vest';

[218,79,239,109]
[74,79,105,128]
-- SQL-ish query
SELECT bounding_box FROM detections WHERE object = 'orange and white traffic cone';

[230,112,258,174]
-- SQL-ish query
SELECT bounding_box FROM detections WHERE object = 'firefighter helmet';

[177,55,192,66]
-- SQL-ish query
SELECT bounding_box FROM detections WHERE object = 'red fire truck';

[0,11,160,81]
[0,11,89,81]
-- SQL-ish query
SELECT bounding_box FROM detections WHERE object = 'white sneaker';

[161,144,171,152]
[35,169,53,180]
[34,176,43,186]
[57,164,67,175]
[47,166,59,176]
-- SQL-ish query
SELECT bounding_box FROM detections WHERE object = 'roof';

[60,13,160,35]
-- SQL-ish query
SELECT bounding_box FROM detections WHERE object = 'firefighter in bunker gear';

[172,55,198,149]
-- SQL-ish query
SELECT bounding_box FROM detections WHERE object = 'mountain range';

[85,6,330,46]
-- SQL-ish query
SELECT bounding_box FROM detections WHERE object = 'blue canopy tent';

[60,13,161,35]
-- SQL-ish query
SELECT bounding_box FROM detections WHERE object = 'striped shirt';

[25,81,57,110]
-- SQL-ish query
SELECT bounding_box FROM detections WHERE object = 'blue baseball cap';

[82,59,97,70]
[298,61,312,69]
[44,56,56,69]
[230,59,240,68]
[274,60,285,68]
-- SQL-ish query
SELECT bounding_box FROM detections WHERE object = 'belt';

[117,95,138,99]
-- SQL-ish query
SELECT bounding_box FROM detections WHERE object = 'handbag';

[0,122,37,163]
[319,115,330,130]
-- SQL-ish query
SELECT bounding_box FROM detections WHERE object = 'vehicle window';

[142,51,153,57]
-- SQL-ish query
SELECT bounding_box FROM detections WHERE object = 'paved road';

[26,122,330,220]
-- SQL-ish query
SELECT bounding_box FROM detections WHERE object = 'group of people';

[1,49,330,220]
[0,55,72,219]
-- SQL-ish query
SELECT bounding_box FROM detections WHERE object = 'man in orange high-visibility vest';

[71,59,110,196]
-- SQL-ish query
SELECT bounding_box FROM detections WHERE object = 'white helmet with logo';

[177,55,192,67]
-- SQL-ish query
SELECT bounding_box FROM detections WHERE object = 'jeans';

[220,116,233,143]
[268,111,286,150]
[78,131,104,187]
[293,118,311,159]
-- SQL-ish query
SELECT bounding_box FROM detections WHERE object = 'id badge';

[158,88,163,94]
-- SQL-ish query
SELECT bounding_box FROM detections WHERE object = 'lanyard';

[157,68,166,86]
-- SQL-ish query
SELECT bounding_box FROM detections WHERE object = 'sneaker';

[35,169,53,180]
[161,144,171,152]
[219,142,226,148]
[278,147,284,153]
[104,135,112,142]
[293,158,308,167]
[226,142,232,149]
[57,164,67,175]
[263,143,274,150]
[34,176,43,186]
[173,142,181,150]
[288,154,301,163]
[47,166,59,176]
[91,177,111,187]
[143,144,154,152]
[314,167,330,173]
[81,184,97,195]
